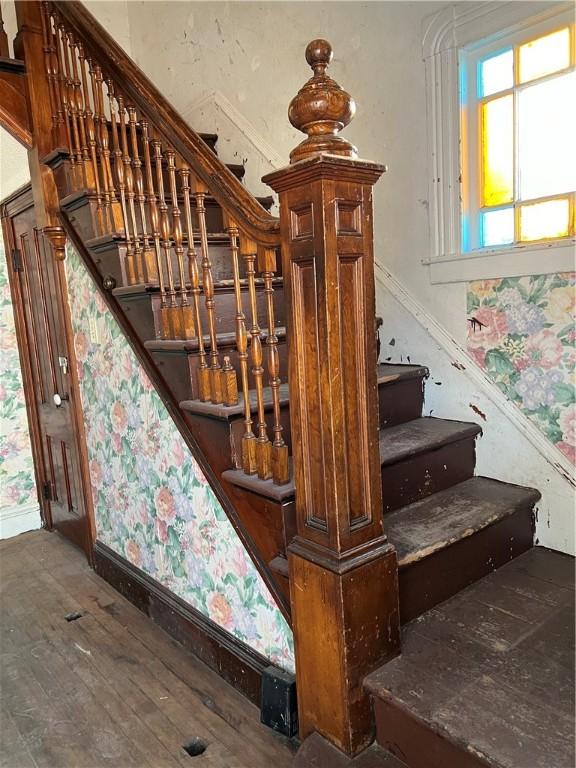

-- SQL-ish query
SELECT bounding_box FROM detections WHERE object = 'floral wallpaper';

[64,244,294,672]
[467,273,575,465]
[0,242,37,512]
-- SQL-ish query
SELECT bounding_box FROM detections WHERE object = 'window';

[461,20,576,253]
[423,2,576,283]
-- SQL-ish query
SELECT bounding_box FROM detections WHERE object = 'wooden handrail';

[50,0,281,247]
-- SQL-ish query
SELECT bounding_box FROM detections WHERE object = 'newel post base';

[289,540,400,756]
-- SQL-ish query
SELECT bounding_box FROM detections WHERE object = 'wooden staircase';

[3,2,546,764]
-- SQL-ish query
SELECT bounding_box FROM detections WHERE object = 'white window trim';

[422,1,576,284]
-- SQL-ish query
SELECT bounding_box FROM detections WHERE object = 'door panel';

[3,191,91,556]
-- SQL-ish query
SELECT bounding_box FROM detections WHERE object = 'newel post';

[263,41,400,757]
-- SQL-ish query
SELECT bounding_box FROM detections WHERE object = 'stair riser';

[398,506,534,623]
[379,377,425,429]
[381,437,477,514]
[92,240,236,290]
[186,410,292,473]
[186,342,289,401]
[372,695,491,768]
[117,284,286,343]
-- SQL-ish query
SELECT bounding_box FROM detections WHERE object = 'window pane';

[480,49,513,97]
[518,72,576,200]
[481,95,513,206]
[519,28,570,84]
[519,199,569,241]
[481,208,514,247]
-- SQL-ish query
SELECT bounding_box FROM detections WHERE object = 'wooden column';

[264,40,400,758]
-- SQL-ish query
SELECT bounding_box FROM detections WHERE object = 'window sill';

[423,240,576,284]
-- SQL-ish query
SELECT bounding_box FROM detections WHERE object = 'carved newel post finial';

[288,39,357,164]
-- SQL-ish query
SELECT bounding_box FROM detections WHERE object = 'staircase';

[7,1,545,764]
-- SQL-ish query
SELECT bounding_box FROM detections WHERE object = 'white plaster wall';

[122,0,466,342]
[83,0,132,57]
[0,130,29,199]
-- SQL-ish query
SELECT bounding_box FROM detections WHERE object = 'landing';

[366,547,575,768]
[0,530,297,767]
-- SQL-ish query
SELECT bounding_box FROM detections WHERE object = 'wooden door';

[2,186,92,557]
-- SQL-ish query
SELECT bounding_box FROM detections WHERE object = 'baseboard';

[0,502,42,540]
[93,540,276,707]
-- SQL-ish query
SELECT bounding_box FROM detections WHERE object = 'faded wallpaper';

[64,244,294,671]
[0,242,37,512]
[467,273,575,465]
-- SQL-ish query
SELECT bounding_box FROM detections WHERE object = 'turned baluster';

[40,3,58,141]
[118,96,146,282]
[95,66,120,231]
[68,34,92,188]
[166,151,194,338]
[46,10,65,139]
[52,14,73,163]
[77,45,104,232]
[128,106,156,281]
[142,120,168,325]
[107,83,136,283]
[259,247,289,484]
[194,179,223,404]
[240,235,272,480]
[226,217,256,472]
[180,167,210,400]
[87,58,110,225]
[57,22,81,186]
[153,139,179,338]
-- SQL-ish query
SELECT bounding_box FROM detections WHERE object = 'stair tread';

[377,363,428,385]
[379,417,481,467]
[180,383,289,419]
[145,326,287,353]
[387,476,541,567]
[222,464,295,502]
[364,547,573,768]
[113,275,284,298]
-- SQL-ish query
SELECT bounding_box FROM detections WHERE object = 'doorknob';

[53,393,69,407]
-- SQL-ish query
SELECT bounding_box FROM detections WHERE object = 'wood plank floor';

[0,530,297,768]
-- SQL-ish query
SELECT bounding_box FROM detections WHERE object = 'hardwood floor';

[366,547,575,768]
[0,530,297,768]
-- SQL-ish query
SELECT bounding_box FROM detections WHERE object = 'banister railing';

[49,0,280,246]
[41,0,289,486]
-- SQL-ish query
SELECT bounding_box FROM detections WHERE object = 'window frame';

[423,1,575,285]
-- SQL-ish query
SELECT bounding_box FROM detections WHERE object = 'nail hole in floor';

[64,611,83,622]
[182,739,207,757]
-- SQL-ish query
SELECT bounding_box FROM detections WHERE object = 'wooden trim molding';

[0,64,32,149]
[93,540,275,706]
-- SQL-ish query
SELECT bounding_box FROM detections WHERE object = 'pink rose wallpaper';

[468,273,575,465]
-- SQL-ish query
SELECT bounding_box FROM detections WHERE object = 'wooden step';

[380,417,482,513]
[146,329,288,402]
[365,547,572,768]
[113,277,285,343]
[388,476,539,622]
[377,363,428,429]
